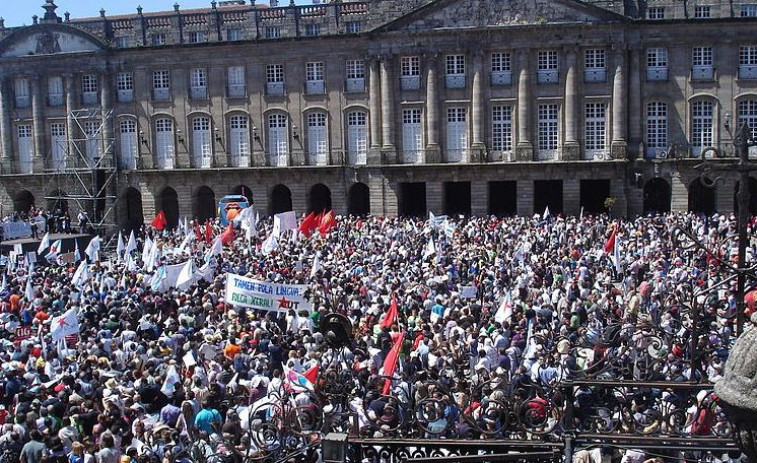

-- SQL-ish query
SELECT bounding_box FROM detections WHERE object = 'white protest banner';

[460,285,477,299]
[225,273,312,313]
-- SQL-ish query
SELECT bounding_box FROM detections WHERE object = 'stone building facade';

[0,0,756,229]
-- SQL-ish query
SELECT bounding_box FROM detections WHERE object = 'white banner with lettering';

[225,273,312,313]
[2,222,32,240]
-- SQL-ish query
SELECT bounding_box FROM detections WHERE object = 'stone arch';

[13,190,34,213]
[230,185,254,204]
[157,186,179,229]
[270,184,292,215]
[308,183,332,213]
[348,182,370,216]
[122,187,144,231]
[643,178,671,214]
[193,186,216,222]
[688,179,715,216]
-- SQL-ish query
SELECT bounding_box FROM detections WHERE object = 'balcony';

[48,94,63,107]
[692,65,715,81]
[400,75,421,91]
[646,66,668,81]
[82,92,98,105]
[345,78,365,93]
[584,68,606,83]
[305,80,325,94]
[190,86,208,100]
[537,70,558,84]
[266,82,285,95]
[739,64,757,79]
[445,75,466,89]
[491,70,512,86]
[15,96,29,109]
[153,88,171,101]
[229,155,250,168]
[228,84,246,98]
[117,89,134,103]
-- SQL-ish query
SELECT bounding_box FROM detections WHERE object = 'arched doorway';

[194,186,216,222]
[46,189,68,214]
[689,179,715,216]
[308,184,332,213]
[123,187,144,231]
[643,178,671,214]
[13,190,34,214]
[348,183,370,216]
[230,185,254,204]
[534,180,563,216]
[444,182,471,216]
[271,184,292,215]
[158,187,179,229]
[488,181,516,216]
[734,177,757,216]
[399,182,427,217]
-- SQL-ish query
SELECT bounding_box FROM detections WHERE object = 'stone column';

[101,71,115,167]
[0,78,14,173]
[367,58,381,164]
[515,51,533,161]
[628,47,642,159]
[425,55,441,163]
[65,74,78,167]
[380,58,396,163]
[562,49,580,161]
[670,172,688,212]
[471,52,485,163]
[31,76,46,171]
[611,49,628,159]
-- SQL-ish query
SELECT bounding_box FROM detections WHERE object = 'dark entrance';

[534,180,563,216]
[399,182,427,217]
[734,177,757,215]
[488,181,517,216]
[123,187,144,231]
[13,190,34,214]
[308,184,332,213]
[271,184,292,215]
[580,179,611,215]
[689,179,716,215]
[643,178,671,214]
[158,187,180,229]
[194,186,216,222]
[47,189,68,214]
[348,183,370,216]
[231,185,254,204]
[443,182,471,216]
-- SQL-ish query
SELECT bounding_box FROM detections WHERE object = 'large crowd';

[0,210,751,463]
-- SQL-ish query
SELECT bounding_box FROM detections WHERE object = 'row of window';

[645,4,757,19]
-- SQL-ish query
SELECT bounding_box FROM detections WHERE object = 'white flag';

[176,260,195,291]
[160,365,181,397]
[262,233,278,255]
[204,236,222,262]
[125,251,137,271]
[0,274,6,293]
[311,252,322,278]
[125,231,137,255]
[37,233,51,254]
[45,240,62,261]
[614,234,622,275]
[273,211,298,237]
[85,236,101,262]
[423,237,436,259]
[71,261,89,289]
[543,206,550,220]
[116,232,125,259]
[25,275,34,302]
[142,236,153,257]
[50,308,79,342]
[494,291,513,324]
[177,232,193,254]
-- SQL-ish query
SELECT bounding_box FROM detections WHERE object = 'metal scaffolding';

[43,107,118,234]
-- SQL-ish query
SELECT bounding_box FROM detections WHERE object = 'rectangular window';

[48,76,63,107]
[190,68,208,99]
[116,72,134,103]
[646,102,668,158]
[692,47,714,81]
[347,111,368,165]
[742,4,757,17]
[446,107,468,162]
[17,124,33,174]
[402,108,423,164]
[268,113,288,167]
[739,100,757,149]
[584,49,606,82]
[646,48,668,81]
[401,56,421,90]
[266,64,285,95]
[304,23,321,37]
[740,46,757,79]
[490,52,512,86]
[50,122,67,171]
[229,115,250,167]
[81,74,98,105]
[153,70,170,100]
[491,106,512,154]
[192,117,212,168]
[152,34,166,46]
[346,60,366,93]
[584,103,607,159]
[189,31,206,44]
[14,78,29,108]
[346,21,362,34]
[84,120,101,163]
[694,5,711,18]
[155,118,175,169]
[306,112,328,166]
[538,50,559,84]
[647,7,665,19]
[538,103,558,159]
[305,62,325,94]
[119,119,137,170]
[227,66,246,98]
[445,54,466,89]
[691,100,714,157]
[227,28,242,41]
[266,26,280,39]
[115,36,130,48]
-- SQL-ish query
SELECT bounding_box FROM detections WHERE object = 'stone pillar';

[427,181,442,215]
[628,48,642,159]
[471,53,485,163]
[0,78,13,173]
[425,55,441,163]
[670,172,688,212]
[251,183,269,217]
[380,58,396,163]
[101,71,115,166]
[515,51,533,161]
[516,179,534,216]
[290,182,307,216]
[471,180,488,215]
[562,49,580,161]
[716,177,736,214]
[610,177,628,218]
[611,49,628,159]
[65,74,78,167]
[31,76,46,171]
[368,59,381,164]
[368,174,385,215]
[563,178,580,216]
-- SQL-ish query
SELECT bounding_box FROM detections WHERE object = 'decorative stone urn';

[715,314,757,462]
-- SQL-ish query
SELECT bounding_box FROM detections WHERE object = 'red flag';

[318,210,337,236]
[303,364,319,383]
[382,332,405,395]
[194,222,202,241]
[204,221,213,244]
[151,211,167,231]
[380,294,398,329]
[603,228,617,254]
[221,223,235,245]
[298,212,318,238]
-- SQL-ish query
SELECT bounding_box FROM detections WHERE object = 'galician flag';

[37,232,51,255]
[51,308,79,342]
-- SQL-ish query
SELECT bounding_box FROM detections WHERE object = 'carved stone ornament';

[35,31,61,54]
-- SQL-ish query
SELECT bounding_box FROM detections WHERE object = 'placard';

[225,273,312,313]
[461,285,478,299]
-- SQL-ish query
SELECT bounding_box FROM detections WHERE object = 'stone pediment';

[378,0,624,33]
[0,24,105,58]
